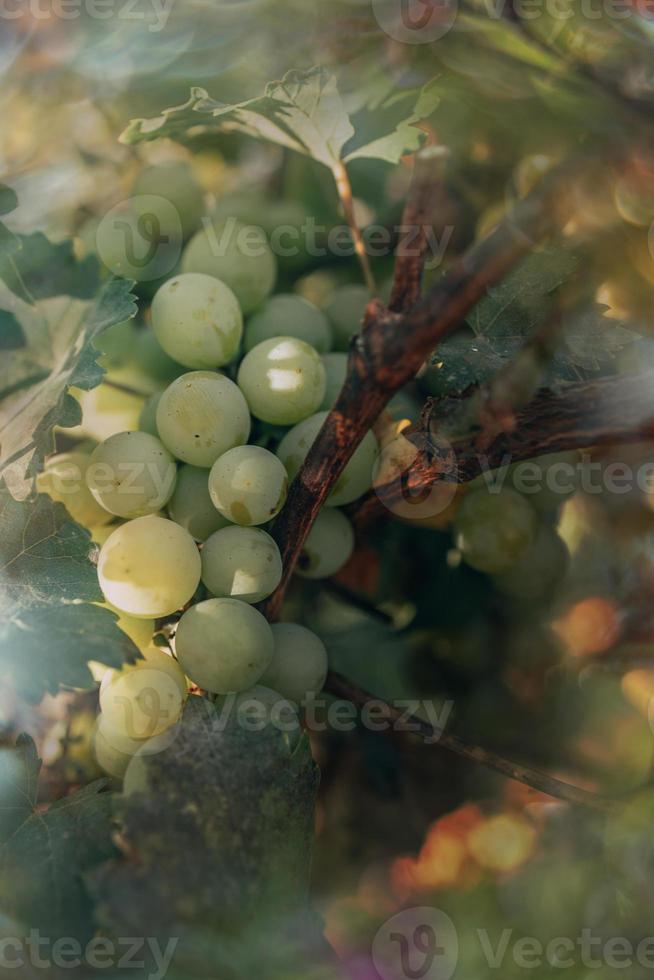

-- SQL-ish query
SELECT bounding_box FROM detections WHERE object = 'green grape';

[99,645,188,739]
[69,383,145,442]
[151,273,243,369]
[201,526,282,604]
[296,508,354,579]
[87,431,177,519]
[217,685,301,752]
[93,717,148,779]
[175,597,273,693]
[37,452,114,528]
[325,284,369,351]
[277,412,379,506]
[156,371,251,467]
[493,523,569,600]
[132,330,186,385]
[182,219,277,314]
[454,487,538,574]
[131,162,205,239]
[168,464,230,542]
[139,391,163,437]
[237,337,326,425]
[508,451,580,515]
[244,294,332,354]
[95,197,181,282]
[98,516,201,618]
[208,445,288,526]
[319,352,347,410]
[260,623,328,704]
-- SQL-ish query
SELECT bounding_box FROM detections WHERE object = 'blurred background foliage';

[3,1,654,977]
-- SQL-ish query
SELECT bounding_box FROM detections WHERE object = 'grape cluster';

[43,169,383,781]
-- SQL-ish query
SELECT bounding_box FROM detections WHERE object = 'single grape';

[320,352,347,410]
[237,337,326,425]
[454,487,538,573]
[93,715,174,780]
[277,412,379,506]
[325,284,369,350]
[260,623,328,705]
[493,523,569,600]
[37,452,113,528]
[175,597,273,693]
[132,329,186,385]
[139,391,163,437]
[208,446,288,526]
[151,273,243,370]
[201,525,282,604]
[182,219,277,314]
[168,464,231,542]
[296,508,354,579]
[86,431,177,519]
[244,294,332,354]
[156,371,251,467]
[68,384,145,443]
[217,685,301,752]
[99,645,188,739]
[131,162,205,239]
[98,516,201,618]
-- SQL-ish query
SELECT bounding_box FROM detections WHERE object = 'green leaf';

[0,309,25,351]
[92,697,322,974]
[552,308,636,377]
[0,276,137,499]
[120,67,438,171]
[122,68,354,170]
[0,780,117,942]
[0,232,100,305]
[429,249,578,394]
[344,79,440,164]
[0,735,41,846]
[0,487,139,701]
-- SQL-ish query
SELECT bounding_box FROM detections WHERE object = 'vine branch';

[262,154,583,619]
[326,671,621,814]
[353,370,654,525]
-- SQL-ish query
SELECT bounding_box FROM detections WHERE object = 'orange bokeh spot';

[467,814,537,873]
[553,597,621,658]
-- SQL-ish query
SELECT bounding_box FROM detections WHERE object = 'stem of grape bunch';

[261,152,584,621]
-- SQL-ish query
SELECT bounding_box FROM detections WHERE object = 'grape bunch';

[41,165,383,782]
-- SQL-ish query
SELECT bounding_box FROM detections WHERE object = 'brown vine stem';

[262,154,583,620]
[353,370,654,525]
[326,671,621,814]
[332,161,377,295]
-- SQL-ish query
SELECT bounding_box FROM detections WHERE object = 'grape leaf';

[0,735,41,846]
[0,487,139,702]
[91,697,325,978]
[429,249,578,394]
[0,309,25,351]
[0,276,137,499]
[0,780,117,942]
[551,308,636,377]
[120,67,438,171]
